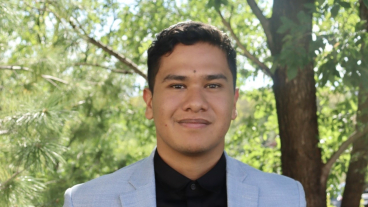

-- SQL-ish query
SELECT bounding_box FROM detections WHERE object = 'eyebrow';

[206,74,228,81]
[162,74,187,82]
[162,74,228,82]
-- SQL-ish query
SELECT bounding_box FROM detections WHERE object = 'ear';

[143,88,153,119]
[231,88,239,120]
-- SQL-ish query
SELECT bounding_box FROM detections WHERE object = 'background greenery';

[0,0,367,206]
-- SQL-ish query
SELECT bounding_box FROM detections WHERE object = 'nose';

[182,87,209,112]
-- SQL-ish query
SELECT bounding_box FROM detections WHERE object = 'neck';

[156,144,224,180]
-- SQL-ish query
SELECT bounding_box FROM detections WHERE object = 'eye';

[206,84,221,88]
[170,84,185,89]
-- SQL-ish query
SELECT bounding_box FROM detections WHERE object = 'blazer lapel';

[119,151,156,207]
[226,153,259,207]
[119,150,258,207]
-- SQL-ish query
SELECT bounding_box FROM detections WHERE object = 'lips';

[177,118,211,128]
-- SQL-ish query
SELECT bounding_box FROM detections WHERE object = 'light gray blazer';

[64,151,306,207]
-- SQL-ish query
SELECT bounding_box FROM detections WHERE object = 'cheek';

[212,95,234,111]
[152,94,181,117]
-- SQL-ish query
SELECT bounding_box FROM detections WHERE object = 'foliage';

[1,0,367,206]
[226,87,281,174]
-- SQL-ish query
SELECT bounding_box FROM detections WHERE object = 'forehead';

[157,43,230,77]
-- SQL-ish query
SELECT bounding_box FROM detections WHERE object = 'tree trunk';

[341,2,368,206]
[272,66,325,207]
[341,97,368,207]
[270,0,325,206]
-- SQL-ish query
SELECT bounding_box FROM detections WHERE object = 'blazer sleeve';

[63,187,74,207]
[296,181,307,207]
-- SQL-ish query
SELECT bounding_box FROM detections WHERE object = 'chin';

[176,144,219,157]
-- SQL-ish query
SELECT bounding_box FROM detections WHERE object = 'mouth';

[177,118,211,128]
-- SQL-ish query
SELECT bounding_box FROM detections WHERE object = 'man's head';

[147,21,237,93]
[143,22,239,157]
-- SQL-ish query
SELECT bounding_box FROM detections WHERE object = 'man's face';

[143,42,239,156]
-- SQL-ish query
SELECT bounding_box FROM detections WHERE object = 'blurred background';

[0,0,367,206]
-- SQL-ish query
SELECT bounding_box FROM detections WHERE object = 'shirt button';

[191,183,196,190]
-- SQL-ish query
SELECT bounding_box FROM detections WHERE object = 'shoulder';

[70,157,145,193]
[227,156,306,206]
[63,158,147,207]
[227,155,301,187]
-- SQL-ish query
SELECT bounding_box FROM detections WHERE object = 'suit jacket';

[63,150,306,207]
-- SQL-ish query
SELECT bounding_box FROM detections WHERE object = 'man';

[63,22,306,207]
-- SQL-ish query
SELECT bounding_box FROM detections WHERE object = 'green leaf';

[221,0,228,5]
[277,24,289,34]
[280,16,295,25]
[318,59,336,86]
[297,11,309,24]
[317,0,325,5]
[355,20,367,32]
[331,5,340,18]
[363,0,368,9]
[338,1,350,8]
[287,67,298,80]
[270,63,278,73]
[206,0,215,8]
[304,3,316,12]
[361,70,368,89]
[277,17,295,34]
[206,0,228,10]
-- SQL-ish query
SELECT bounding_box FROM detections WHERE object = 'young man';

[63,22,306,207]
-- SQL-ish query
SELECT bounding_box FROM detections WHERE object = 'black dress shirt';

[154,150,227,207]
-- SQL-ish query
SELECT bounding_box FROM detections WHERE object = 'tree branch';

[48,8,147,80]
[85,37,147,79]
[321,125,368,185]
[216,9,273,78]
[43,77,60,89]
[0,65,69,86]
[0,66,31,71]
[0,130,9,135]
[0,169,26,191]
[246,0,273,48]
[41,75,68,84]
[74,63,132,74]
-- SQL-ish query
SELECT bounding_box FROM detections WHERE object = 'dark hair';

[147,21,237,93]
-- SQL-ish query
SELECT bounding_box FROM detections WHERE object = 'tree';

[341,0,368,206]
[263,0,323,205]
[1,0,368,206]
[0,1,157,206]
[215,0,368,205]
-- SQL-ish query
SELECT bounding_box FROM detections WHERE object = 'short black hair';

[147,21,237,93]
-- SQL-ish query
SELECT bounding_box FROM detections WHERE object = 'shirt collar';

[154,150,190,191]
[197,152,226,192]
[154,150,226,193]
